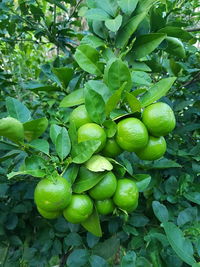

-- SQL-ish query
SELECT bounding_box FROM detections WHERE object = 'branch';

[182,71,200,87]
[186,27,200,32]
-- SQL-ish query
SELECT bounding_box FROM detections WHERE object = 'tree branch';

[186,27,200,32]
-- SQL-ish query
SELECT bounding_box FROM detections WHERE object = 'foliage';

[0,0,200,266]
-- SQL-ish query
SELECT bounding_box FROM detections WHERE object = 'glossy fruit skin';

[78,123,107,152]
[0,117,24,143]
[136,136,167,161]
[34,176,72,212]
[142,102,176,137]
[89,172,117,200]
[63,194,93,224]
[113,179,139,212]
[101,138,122,158]
[37,206,61,219]
[69,105,92,129]
[96,199,115,215]
[116,118,148,152]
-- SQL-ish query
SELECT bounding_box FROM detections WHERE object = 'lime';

[96,199,115,215]
[78,123,107,152]
[89,172,117,200]
[113,179,139,212]
[142,102,176,136]
[101,138,122,158]
[37,206,61,219]
[136,136,167,160]
[63,194,93,223]
[34,176,72,212]
[116,118,148,152]
[69,105,92,129]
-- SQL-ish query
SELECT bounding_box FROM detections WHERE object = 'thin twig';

[186,27,200,32]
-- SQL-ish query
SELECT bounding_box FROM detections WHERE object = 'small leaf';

[163,222,196,266]
[50,124,62,145]
[140,77,176,107]
[152,201,169,223]
[6,97,31,123]
[184,192,200,205]
[134,174,151,192]
[55,128,71,160]
[52,67,73,88]
[23,117,48,141]
[85,155,113,172]
[30,139,49,155]
[81,208,102,237]
[125,92,141,113]
[63,164,79,185]
[59,89,84,108]
[73,167,106,193]
[86,8,110,21]
[85,89,106,124]
[72,140,101,164]
[121,251,136,267]
[118,0,138,15]
[74,45,104,76]
[103,120,117,138]
[7,170,46,179]
[81,35,106,48]
[105,15,122,32]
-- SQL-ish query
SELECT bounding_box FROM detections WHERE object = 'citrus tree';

[0,0,200,266]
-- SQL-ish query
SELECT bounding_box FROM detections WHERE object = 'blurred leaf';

[184,192,200,205]
[152,201,169,223]
[85,155,113,172]
[86,8,111,21]
[134,174,151,192]
[105,15,122,32]
[67,249,90,267]
[92,236,120,259]
[89,255,108,267]
[125,92,141,113]
[52,67,74,88]
[118,0,138,15]
[6,97,31,123]
[30,139,49,155]
[7,169,46,179]
[82,208,102,237]
[23,117,48,142]
[59,89,84,108]
[121,251,136,267]
[55,127,71,160]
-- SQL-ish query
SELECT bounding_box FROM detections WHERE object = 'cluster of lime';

[34,102,176,223]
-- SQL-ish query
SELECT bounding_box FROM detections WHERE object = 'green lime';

[89,172,117,200]
[96,199,115,215]
[0,117,24,143]
[78,123,107,152]
[136,136,166,160]
[37,206,61,219]
[113,179,139,212]
[63,194,93,224]
[34,176,72,212]
[69,105,92,129]
[116,118,148,152]
[142,102,176,136]
[101,138,122,158]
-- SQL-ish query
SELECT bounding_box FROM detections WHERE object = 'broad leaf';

[158,26,194,41]
[85,155,113,172]
[55,128,71,160]
[30,139,49,155]
[6,97,31,123]
[86,8,111,21]
[96,0,118,17]
[7,170,46,179]
[74,45,104,76]
[118,0,138,15]
[140,77,176,107]
[81,208,102,237]
[52,67,73,88]
[134,174,151,192]
[50,124,62,145]
[105,15,122,32]
[152,201,169,223]
[125,92,141,113]
[23,117,48,142]
[60,89,84,108]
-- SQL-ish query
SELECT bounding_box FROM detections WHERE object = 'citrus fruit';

[142,102,176,137]
[89,171,117,200]
[0,117,24,143]
[63,194,93,223]
[37,206,61,219]
[34,176,72,212]
[96,199,115,215]
[77,123,107,152]
[113,179,139,212]
[116,118,148,152]
[136,136,166,160]
[69,105,92,129]
[101,138,122,158]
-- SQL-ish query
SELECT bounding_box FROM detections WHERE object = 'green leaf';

[165,37,186,58]
[23,117,48,142]
[92,236,120,259]
[89,255,108,267]
[85,155,113,172]
[81,35,106,48]
[96,0,118,17]
[50,124,62,145]
[81,208,102,237]
[121,251,136,267]
[140,77,176,107]
[86,8,111,21]
[6,97,31,123]
[85,89,106,124]
[105,82,127,116]
[125,92,141,113]
[30,139,49,155]
[74,45,104,76]
[132,71,152,86]
[116,12,146,48]
[118,0,138,15]
[55,127,71,160]
[134,174,151,192]
[150,158,181,169]
[60,89,84,108]
[73,167,106,193]
[22,81,58,92]
[105,15,122,32]
[84,80,112,102]
[7,170,46,179]
[52,67,74,88]
[158,26,194,41]
[67,249,90,267]
[72,140,101,164]
[184,192,200,205]
[152,201,169,223]
[127,33,166,59]
[45,0,68,12]
[103,120,117,138]
[104,59,132,91]
[63,164,79,185]
[163,222,196,266]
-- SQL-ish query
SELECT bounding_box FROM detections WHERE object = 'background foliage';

[0,0,200,266]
